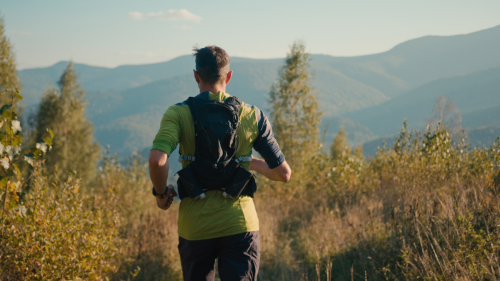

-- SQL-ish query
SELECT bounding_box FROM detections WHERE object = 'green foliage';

[92,151,182,280]
[31,62,101,183]
[269,41,321,164]
[256,113,500,280]
[0,89,123,280]
[0,15,21,100]
[331,126,348,160]
[268,40,322,192]
[0,89,41,208]
[1,168,123,280]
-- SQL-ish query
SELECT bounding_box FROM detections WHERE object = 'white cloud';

[147,9,201,23]
[128,12,144,20]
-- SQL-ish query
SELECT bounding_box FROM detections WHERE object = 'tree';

[269,41,322,171]
[426,96,462,136]
[32,62,100,183]
[331,126,349,160]
[0,15,22,104]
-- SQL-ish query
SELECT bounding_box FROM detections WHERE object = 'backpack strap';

[235,156,252,163]
[178,155,195,162]
[180,155,250,163]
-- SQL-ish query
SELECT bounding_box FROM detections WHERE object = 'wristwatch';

[152,186,169,199]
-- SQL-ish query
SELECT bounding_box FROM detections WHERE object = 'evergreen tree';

[269,41,321,170]
[33,62,100,182]
[331,126,349,160]
[0,15,22,103]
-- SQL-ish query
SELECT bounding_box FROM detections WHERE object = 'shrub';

[0,89,123,280]
[255,122,500,280]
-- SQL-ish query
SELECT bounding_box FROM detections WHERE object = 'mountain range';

[18,24,500,157]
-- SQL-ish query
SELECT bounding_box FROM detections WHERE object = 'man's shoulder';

[238,101,268,127]
[173,92,210,107]
[164,100,191,120]
[236,99,262,114]
[166,102,189,111]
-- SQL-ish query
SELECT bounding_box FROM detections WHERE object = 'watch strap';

[152,186,169,199]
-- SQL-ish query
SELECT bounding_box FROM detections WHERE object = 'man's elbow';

[281,169,291,182]
[277,162,292,182]
[149,150,168,168]
[148,154,161,168]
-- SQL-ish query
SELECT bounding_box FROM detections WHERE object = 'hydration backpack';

[176,95,257,200]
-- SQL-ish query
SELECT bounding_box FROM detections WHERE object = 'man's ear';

[225,70,233,85]
[193,70,201,84]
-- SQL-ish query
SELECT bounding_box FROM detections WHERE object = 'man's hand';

[156,185,177,210]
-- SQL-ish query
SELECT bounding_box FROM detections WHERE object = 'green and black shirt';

[152,91,284,240]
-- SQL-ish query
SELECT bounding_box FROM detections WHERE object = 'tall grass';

[3,90,499,281]
[93,152,183,280]
[254,123,500,280]
[102,122,500,280]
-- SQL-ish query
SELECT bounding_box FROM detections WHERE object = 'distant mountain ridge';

[318,24,500,92]
[18,24,500,156]
[346,66,500,136]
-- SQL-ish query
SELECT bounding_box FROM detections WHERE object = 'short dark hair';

[193,46,230,85]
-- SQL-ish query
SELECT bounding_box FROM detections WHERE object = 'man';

[149,45,291,281]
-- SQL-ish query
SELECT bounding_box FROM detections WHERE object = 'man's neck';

[198,83,226,95]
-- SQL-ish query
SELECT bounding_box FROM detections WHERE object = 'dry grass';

[6,124,497,280]
[98,125,500,281]
[88,124,500,281]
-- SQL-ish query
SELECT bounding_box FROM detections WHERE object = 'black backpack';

[176,95,257,199]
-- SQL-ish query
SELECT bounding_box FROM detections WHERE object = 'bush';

[255,122,500,280]
[0,89,123,280]
[1,166,123,279]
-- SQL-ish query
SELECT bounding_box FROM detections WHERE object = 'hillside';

[20,55,196,107]
[322,25,500,94]
[461,104,500,129]
[346,66,500,136]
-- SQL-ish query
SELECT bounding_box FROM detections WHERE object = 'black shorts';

[178,231,260,281]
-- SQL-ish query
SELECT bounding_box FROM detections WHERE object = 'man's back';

[152,91,283,240]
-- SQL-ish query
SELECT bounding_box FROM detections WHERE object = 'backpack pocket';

[177,165,205,199]
[223,165,257,199]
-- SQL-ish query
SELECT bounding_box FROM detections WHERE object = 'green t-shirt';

[152,91,284,240]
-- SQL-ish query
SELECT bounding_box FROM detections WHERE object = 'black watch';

[152,186,169,199]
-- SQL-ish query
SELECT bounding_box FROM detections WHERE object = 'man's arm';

[251,108,292,182]
[250,156,291,182]
[150,105,182,210]
[149,149,176,210]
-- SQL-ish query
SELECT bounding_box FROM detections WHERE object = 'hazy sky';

[2,0,500,69]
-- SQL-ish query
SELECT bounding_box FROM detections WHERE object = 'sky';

[2,0,500,70]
